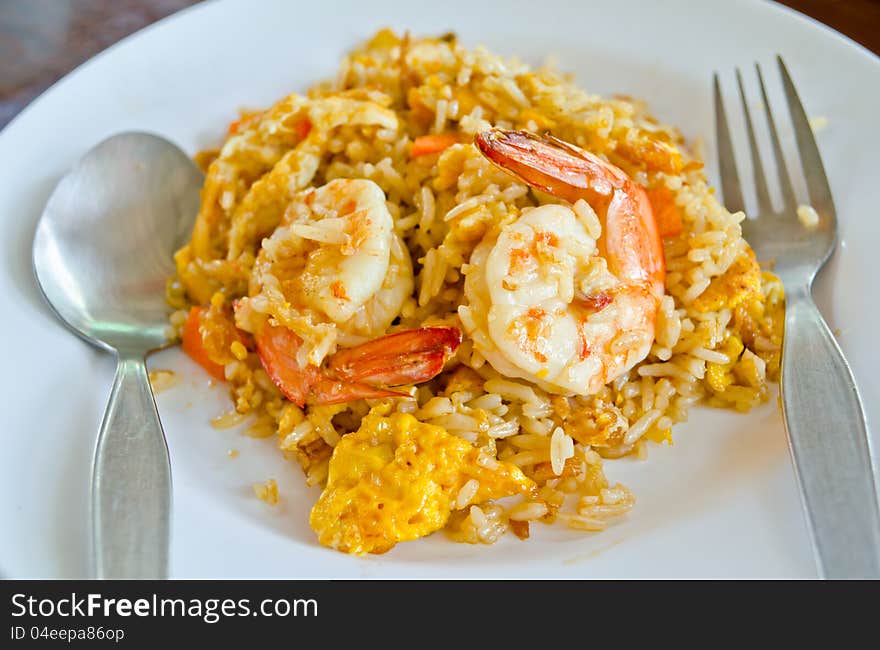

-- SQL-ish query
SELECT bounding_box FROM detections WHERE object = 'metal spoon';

[33,132,203,579]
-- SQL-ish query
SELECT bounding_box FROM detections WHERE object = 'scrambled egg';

[690,248,784,412]
[705,332,772,412]
[692,248,762,313]
[733,270,785,382]
[253,479,279,505]
[309,412,535,554]
[614,127,684,175]
[706,334,745,394]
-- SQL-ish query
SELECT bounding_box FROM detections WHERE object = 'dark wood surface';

[0,0,877,129]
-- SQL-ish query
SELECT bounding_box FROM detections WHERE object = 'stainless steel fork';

[714,57,880,579]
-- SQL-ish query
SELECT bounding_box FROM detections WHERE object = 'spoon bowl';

[33,132,203,578]
[34,133,201,352]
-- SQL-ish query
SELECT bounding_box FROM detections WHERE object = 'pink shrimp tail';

[256,324,461,406]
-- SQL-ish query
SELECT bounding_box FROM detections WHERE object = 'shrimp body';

[175,93,399,304]
[224,176,458,406]
[274,178,395,324]
[461,129,665,396]
[238,178,413,366]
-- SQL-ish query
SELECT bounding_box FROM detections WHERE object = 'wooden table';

[0,0,877,128]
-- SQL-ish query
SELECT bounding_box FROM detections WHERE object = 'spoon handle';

[91,354,172,579]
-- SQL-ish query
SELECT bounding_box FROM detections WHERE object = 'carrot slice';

[295,118,312,140]
[181,307,226,380]
[410,134,459,157]
[227,110,264,136]
[647,186,683,238]
[227,118,243,136]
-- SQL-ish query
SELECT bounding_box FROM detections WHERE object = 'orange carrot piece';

[410,134,459,157]
[295,119,312,140]
[227,110,263,136]
[647,186,683,238]
[181,307,227,380]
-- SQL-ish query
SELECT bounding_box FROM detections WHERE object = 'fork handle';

[781,284,880,578]
[91,353,172,579]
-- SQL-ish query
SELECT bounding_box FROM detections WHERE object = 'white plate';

[2,0,878,579]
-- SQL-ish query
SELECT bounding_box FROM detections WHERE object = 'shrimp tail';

[257,324,460,406]
[307,376,408,406]
[474,129,622,205]
[328,326,461,384]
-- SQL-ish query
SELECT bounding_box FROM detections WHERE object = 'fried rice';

[167,29,785,552]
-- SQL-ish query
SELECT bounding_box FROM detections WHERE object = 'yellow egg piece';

[309,412,535,555]
[692,247,762,313]
[706,333,745,394]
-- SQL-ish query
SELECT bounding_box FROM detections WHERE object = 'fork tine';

[756,63,797,209]
[736,68,774,215]
[713,73,745,214]
[777,55,836,218]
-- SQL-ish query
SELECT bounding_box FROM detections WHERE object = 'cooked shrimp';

[460,129,665,395]
[236,177,415,367]
[256,323,461,406]
[221,176,461,406]
[225,97,399,260]
[175,94,399,304]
